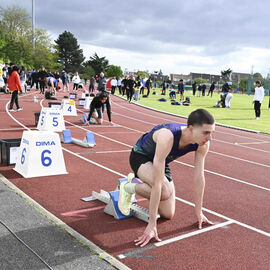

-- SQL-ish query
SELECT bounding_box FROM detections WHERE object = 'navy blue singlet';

[133,123,199,164]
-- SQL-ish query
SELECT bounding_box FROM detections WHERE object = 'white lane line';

[6,99,270,238]
[173,160,270,192]
[176,197,270,238]
[77,150,130,154]
[209,150,270,168]
[112,107,270,154]
[155,220,234,247]
[117,220,234,259]
[112,99,269,141]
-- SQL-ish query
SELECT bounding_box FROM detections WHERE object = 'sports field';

[128,90,270,134]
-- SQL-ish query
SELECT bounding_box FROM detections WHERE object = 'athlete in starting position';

[118,109,215,247]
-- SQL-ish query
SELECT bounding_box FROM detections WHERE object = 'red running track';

[0,89,269,270]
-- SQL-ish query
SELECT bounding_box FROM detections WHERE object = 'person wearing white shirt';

[72,72,81,92]
[110,77,117,94]
[253,80,265,119]
[117,78,122,95]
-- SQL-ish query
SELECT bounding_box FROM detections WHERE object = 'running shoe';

[17,107,23,111]
[8,108,15,112]
[118,174,135,216]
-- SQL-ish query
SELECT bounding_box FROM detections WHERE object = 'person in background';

[110,77,117,95]
[97,72,107,92]
[2,63,9,93]
[253,80,265,120]
[38,67,48,94]
[72,72,81,92]
[201,83,206,97]
[126,76,136,103]
[7,65,23,112]
[208,82,215,97]
[192,81,197,97]
[19,66,27,94]
[89,76,96,93]
[60,70,69,92]
[178,79,184,100]
[117,77,122,95]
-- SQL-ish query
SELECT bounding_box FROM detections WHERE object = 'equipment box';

[69,93,77,100]
[48,102,62,109]
[0,138,21,165]
[34,112,40,126]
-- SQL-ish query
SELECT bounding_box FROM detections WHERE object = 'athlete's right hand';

[134,223,161,247]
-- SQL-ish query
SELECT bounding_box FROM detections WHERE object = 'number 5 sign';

[37,107,66,132]
[14,130,68,178]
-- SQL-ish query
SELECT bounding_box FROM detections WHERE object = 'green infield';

[117,90,270,134]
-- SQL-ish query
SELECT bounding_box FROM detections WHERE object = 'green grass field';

[118,90,270,134]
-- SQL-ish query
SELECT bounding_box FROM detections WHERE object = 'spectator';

[19,66,27,94]
[2,63,9,93]
[38,67,48,94]
[117,77,122,95]
[208,82,215,97]
[253,80,265,120]
[197,84,202,97]
[178,79,184,100]
[60,70,69,92]
[145,77,151,97]
[110,77,117,95]
[161,80,166,95]
[7,66,23,112]
[89,76,95,93]
[192,81,197,96]
[72,72,81,92]
[97,72,106,92]
[201,84,206,97]
[126,76,136,103]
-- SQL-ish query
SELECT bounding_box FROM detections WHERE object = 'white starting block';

[61,129,95,148]
[61,99,77,116]
[81,178,160,223]
[37,107,65,132]
[14,130,68,178]
[83,96,92,110]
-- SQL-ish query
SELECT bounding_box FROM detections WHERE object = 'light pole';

[32,0,35,51]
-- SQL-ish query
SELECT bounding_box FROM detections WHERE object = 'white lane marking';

[155,220,234,247]
[112,99,268,141]
[209,150,270,168]
[5,108,270,239]
[173,160,270,192]
[77,150,130,154]
[176,197,270,237]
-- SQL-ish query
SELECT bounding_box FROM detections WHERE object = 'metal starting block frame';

[61,129,95,148]
[82,178,160,223]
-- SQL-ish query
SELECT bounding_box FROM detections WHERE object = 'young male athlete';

[118,109,215,247]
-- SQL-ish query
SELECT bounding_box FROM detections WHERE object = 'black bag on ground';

[45,91,51,99]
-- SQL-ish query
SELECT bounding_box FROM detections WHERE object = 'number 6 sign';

[14,130,68,178]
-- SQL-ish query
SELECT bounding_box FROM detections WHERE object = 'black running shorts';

[129,149,173,182]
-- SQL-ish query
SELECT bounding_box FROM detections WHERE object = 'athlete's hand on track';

[134,223,161,247]
[197,212,214,229]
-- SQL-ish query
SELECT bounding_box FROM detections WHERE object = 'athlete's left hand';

[196,212,213,229]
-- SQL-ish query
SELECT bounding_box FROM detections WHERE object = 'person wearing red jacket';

[7,66,23,112]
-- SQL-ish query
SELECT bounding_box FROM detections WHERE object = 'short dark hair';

[256,80,261,85]
[98,92,109,99]
[187,109,215,127]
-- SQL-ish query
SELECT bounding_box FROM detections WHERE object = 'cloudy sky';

[3,0,270,76]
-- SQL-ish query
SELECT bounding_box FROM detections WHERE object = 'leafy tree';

[221,68,232,82]
[137,71,149,79]
[105,65,123,78]
[84,52,109,75]
[81,65,95,80]
[55,31,85,73]
[239,78,248,92]
[194,77,208,84]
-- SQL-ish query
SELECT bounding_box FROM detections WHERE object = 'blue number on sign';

[41,150,52,167]
[52,117,58,127]
[21,148,26,164]
[41,116,44,125]
[68,106,72,112]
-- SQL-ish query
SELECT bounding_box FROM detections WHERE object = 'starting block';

[79,114,88,124]
[81,178,160,223]
[61,129,95,148]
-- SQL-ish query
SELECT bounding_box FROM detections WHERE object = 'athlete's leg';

[136,162,175,220]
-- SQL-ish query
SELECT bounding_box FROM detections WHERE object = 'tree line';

[0,5,123,79]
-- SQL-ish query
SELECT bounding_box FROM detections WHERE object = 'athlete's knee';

[160,183,173,201]
[159,208,175,220]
